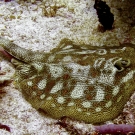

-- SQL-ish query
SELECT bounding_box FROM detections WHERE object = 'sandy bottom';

[0,0,135,134]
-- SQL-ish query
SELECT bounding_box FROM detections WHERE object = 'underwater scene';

[0,0,135,134]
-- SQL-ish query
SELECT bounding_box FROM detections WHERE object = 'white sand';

[0,0,135,134]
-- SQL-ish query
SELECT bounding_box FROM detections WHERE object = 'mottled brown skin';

[0,37,135,123]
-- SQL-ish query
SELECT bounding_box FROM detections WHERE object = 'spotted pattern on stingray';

[0,37,135,123]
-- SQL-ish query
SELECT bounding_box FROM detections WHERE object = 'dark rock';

[94,0,114,30]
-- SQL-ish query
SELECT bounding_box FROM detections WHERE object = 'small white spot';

[63,56,72,62]
[86,112,91,115]
[121,70,135,83]
[67,102,74,106]
[32,91,37,96]
[67,63,90,81]
[97,49,107,55]
[50,81,63,94]
[38,79,47,90]
[105,101,112,108]
[27,81,33,86]
[40,94,46,99]
[57,96,65,104]
[60,49,75,53]
[76,50,93,54]
[95,107,102,112]
[46,96,52,100]
[32,63,44,72]
[71,82,86,99]
[112,86,120,96]
[110,47,126,53]
[48,55,55,62]
[51,103,56,107]
[95,86,105,102]
[63,45,72,50]
[77,108,82,112]
[82,101,91,108]
[29,75,37,79]
[93,58,105,68]
[117,96,122,102]
[48,65,63,78]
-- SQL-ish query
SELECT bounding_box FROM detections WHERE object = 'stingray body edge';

[0,37,135,123]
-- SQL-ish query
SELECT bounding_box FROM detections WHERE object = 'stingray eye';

[114,63,123,71]
[114,59,130,72]
[121,59,130,67]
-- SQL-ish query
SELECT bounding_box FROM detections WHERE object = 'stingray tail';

[0,37,33,63]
